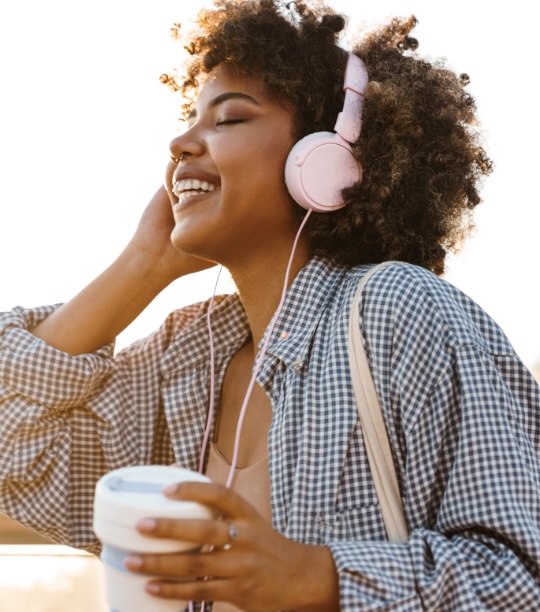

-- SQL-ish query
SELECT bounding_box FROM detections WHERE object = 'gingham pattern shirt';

[1,258,539,610]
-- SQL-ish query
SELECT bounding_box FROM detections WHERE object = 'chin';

[170,223,217,262]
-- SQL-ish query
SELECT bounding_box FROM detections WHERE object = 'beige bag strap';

[348,262,409,542]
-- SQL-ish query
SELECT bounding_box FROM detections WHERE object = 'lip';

[172,189,216,212]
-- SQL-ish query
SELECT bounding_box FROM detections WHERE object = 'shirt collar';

[257,256,349,371]
[161,256,348,376]
[160,293,249,376]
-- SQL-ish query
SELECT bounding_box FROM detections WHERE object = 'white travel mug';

[93,465,213,612]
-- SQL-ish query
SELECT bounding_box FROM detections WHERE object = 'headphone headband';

[334,54,368,144]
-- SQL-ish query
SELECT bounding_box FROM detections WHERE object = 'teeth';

[179,190,200,201]
[172,178,217,197]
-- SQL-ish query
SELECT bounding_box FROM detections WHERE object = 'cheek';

[228,138,292,195]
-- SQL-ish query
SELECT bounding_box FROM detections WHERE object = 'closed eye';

[216,118,246,126]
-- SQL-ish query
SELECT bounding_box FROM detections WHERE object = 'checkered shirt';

[1,257,539,610]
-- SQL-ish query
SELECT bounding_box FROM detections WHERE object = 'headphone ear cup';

[285,131,362,212]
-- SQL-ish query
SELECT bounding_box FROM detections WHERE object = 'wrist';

[286,543,340,611]
[118,243,177,292]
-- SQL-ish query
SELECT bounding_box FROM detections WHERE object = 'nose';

[169,126,204,163]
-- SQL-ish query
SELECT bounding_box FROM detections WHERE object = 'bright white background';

[1,0,539,369]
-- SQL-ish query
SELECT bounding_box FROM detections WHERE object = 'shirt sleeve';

[329,264,540,610]
[0,303,192,552]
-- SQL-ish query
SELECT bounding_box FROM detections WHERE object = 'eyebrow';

[188,92,261,120]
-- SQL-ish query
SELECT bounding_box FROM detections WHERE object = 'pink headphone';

[284,53,368,212]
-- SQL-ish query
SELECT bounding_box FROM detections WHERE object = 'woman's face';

[165,64,301,268]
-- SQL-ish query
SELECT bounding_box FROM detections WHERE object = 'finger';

[145,577,237,605]
[124,548,240,579]
[162,481,256,519]
[136,517,235,549]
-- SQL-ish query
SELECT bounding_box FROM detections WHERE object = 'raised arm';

[31,185,214,355]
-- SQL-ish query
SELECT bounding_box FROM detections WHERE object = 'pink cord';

[198,266,223,474]
[197,210,312,482]
[225,209,312,487]
[195,209,312,612]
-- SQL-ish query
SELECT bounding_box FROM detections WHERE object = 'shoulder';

[344,261,514,357]
[120,293,243,359]
[339,262,529,440]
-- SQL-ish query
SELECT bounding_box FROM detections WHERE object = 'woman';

[1,1,539,610]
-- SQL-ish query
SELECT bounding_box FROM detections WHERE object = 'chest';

[215,341,273,468]
[160,302,385,543]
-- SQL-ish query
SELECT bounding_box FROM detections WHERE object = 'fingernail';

[137,518,157,532]
[162,484,178,496]
[146,583,160,594]
[124,555,143,570]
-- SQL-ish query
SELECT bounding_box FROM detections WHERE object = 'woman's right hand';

[126,184,215,285]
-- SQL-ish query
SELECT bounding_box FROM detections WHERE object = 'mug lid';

[94,465,213,528]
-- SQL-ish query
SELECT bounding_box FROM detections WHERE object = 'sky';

[0,0,539,369]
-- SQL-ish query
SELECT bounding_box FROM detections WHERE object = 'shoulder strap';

[348,262,409,542]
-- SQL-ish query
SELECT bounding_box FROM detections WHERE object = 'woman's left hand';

[124,481,340,611]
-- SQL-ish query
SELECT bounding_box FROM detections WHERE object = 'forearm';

[329,529,540,611]
[0,384,108,553]
[31,245,173,355]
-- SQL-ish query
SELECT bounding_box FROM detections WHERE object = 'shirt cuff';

[329,539,421,610]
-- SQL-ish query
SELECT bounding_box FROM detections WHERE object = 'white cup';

[93,465,213,612]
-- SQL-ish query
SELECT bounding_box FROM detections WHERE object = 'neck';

[228,238,312,349]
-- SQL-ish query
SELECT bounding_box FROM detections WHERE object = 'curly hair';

[161,0,492,275]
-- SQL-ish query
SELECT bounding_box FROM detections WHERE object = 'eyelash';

[216,119,245,126]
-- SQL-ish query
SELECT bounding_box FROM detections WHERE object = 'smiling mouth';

[172,179,219,206]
